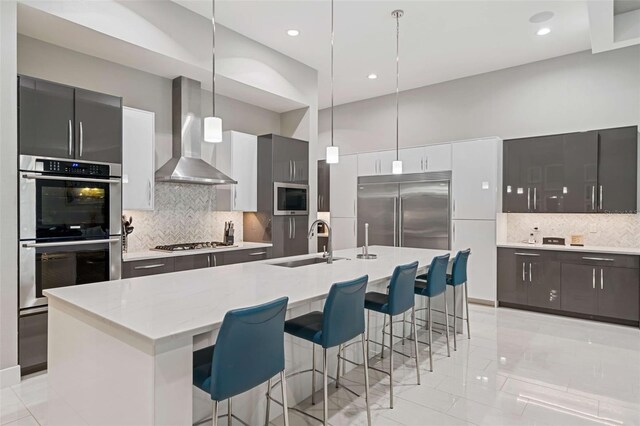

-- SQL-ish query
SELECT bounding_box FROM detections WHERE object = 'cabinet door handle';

[293,161,297,180]
[425,156,428,171]
[581,257,614,262]
[592,268,596,289]
[533,187,537,210]
[233,189,237,209]
[420,157,424,171]
[591,186,596,211]
[248,251,267,256]
[527,188,531,211]
[453,222,456,244]
[134,263,165,270]
[353,220,356,236]
[522,262,526,282]
[148,179,152,206]
[213,255,217,267]
[453,199,456,217]
[393,198,398,246]
[68,119,73,156]
[514,252,540,257]
[529,262,532,282]
[600,268,604,290]
[288,217,292,239]
[599,185,603,210]
[353,200,356,216]
[207,256,211,267]
[79,121,84,157]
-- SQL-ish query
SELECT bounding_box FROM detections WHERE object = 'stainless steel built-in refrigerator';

[357,172,451,250]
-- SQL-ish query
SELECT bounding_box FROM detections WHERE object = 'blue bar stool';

[364,261,420,409]
[192,297,290,426]
[414,254,451,372]
[448,249,471,350]
[283,275,371,426]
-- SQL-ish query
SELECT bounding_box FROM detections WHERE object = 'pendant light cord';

[212,0,216,117]
[330,0,334,148]
[395,11,400,161]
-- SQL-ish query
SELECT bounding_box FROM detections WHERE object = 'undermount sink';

[270,256,346,268]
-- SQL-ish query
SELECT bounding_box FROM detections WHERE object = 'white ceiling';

[175,0,592,109]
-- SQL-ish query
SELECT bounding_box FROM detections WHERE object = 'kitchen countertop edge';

[497,242,640,256]
[122,242,273,262]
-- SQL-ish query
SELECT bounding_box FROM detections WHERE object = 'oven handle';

[22,238,121,248]
[22,173,121,184]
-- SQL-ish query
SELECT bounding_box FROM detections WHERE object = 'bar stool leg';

[465,282,471,339]
[411,306,421,385]
[453,286,457,351]
[402,312,406,345]
[336,344,342,389]
[361,333,372,426]
[280,371,290,426]
[389,314,394,409]
[312,346,316,405]
[381,314,387,359]
[443,293,451,358]
[428,298,433,372]
[228,398,232,426]
[323,349,329,426]
[212,401,219,426]
[264,378,272,426]
[366,310,371,359]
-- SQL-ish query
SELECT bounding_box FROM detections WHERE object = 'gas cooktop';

[151,242,237,252]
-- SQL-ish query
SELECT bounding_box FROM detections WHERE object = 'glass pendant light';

[325,0,339,164]
[391,9,403,174]
[204,0,223,143]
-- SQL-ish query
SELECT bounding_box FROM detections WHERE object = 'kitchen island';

[45,246,452,425]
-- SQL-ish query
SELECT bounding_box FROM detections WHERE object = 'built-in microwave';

[273,182,309,216]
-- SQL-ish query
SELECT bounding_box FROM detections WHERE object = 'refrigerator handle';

[398,197,403,247]
[393,197,398,247]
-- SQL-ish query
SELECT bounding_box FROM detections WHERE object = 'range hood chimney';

[155,76,236,185]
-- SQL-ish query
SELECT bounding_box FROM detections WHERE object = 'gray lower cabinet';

[499,248,640,325]
[223,248,271,265]
[174,254,211,272]
[122,257,175,278]
[271,216,308,258]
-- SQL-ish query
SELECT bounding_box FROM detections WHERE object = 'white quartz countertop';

[46,246,449,344]
[498,242,640,256]
[122,242,273,262]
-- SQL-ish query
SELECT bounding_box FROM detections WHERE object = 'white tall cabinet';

[451,137,501,304]
[122,107,155,211]
[213,131,258,212]
[399,144,452,174]
[330,154,358,249]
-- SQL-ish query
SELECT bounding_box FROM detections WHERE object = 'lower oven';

[19,238,121,310]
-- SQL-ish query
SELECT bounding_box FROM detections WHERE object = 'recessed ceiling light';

[529,11,554,24]
[367,73,378,80]
[536,27,551,36]
[287,29,300,37]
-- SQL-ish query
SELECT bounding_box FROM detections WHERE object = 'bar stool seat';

[284,311,323,344]
[364,291,391,312]
[193,345,215,392]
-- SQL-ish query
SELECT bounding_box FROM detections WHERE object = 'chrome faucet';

[308,219,333,264]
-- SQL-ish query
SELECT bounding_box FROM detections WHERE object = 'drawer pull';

[248,251,267,256]
[514,252,540,257]
[582,257,614,262]
[134,263,165,270]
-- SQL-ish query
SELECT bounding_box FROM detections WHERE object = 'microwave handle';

[23,238,120,248]
[22,173,121,184]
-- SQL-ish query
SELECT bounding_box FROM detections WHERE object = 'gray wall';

[17,35,282,170]
[319,46,640,156]
[0,0,18,379]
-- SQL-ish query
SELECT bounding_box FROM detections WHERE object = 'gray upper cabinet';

[271,135,309,183]
[18,75,122,164]
[503,126,637,213]
[74,88,122,164]
[317,160,330,212]
[597,127,638,213]
[19,76,75,159]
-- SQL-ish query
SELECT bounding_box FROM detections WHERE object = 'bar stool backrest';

[210,297,289,401]
[421,254,450,297]
[388,261,419,315]
[321,275,369,349]
[450,249,471,286]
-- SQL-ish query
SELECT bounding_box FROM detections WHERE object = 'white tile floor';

[2,305,639,426]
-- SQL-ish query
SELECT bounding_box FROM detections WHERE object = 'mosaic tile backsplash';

[506,213,640,247]
[123,183,243,253]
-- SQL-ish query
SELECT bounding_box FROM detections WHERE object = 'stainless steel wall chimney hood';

[155,77,237,185]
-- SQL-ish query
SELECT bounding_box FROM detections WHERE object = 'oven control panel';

[38,160,111,176]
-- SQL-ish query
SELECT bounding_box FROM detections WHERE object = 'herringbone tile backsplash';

[507,213,640,247]
[123,183,243,253]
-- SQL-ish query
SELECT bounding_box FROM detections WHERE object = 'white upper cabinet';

[357,150,396,176]
[330,154,358,218]
[452,138,499,220]
[214,131,257,212]
[400,144,452,173]
[122,107,155,211]
[331,217,357,250]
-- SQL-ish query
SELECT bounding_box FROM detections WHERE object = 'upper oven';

[273,182,309,216]
[19,155,121,241]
